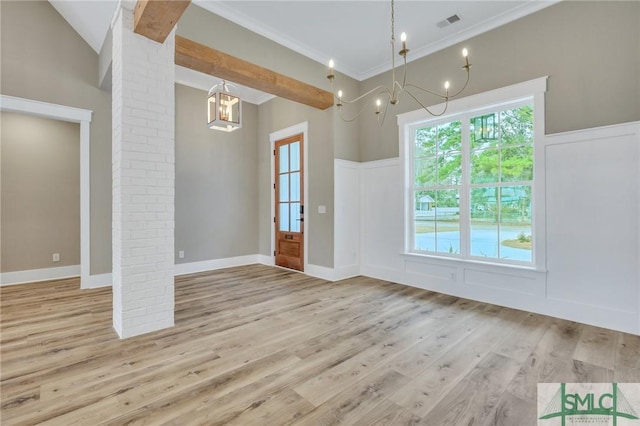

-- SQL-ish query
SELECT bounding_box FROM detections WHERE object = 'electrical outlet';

[53,253,60,262]
[178,250,185,259]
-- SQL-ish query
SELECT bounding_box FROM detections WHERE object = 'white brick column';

[111,1,175,338]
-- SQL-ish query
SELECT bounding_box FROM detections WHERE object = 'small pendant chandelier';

[208,81,242,132]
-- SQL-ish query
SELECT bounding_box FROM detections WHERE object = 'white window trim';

[398,76,548,271]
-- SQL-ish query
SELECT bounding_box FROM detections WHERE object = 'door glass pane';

[435,189,460,254]
[470,187,498,258]
[279,144,289,173]
[279,203,289,231]
[290,142,300,172]
[290,172,300,201]
[279,174,289,202]
[290,202,300,232]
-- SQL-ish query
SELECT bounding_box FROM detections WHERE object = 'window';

[401,78,546,268]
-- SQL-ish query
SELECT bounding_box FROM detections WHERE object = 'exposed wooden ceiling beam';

[175,36,334,110]
[134,0,191,44]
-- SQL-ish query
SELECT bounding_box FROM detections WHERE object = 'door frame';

[269,122,309,272]
[0,95,93,287]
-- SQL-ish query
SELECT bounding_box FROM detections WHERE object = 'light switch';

[318,205,326,214]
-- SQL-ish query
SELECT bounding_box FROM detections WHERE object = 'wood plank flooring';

[1,264,639,425]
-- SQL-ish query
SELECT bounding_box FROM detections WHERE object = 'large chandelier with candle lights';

[327,0,472,123]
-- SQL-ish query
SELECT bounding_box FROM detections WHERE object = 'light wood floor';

[1,265,639,425]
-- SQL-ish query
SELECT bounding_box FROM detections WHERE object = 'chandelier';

[327,0,472,123]
[207,81,242,132]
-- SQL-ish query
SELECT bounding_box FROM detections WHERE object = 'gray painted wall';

[358,1,640,161]
[258,98,335,268]
[1,0,112,274]
[175,84,259,263]
[1,112,80,272]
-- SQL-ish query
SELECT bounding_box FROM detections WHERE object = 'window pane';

[501,145,533,182]
[290,142,300,171]
[279,203,289,231]
[500,105,533,146]
[435,189,460,254]
[414,157,437,187]
[499,186,532,261]
[415,126,437,157]
[290,172,300,201]
[470,187,499,258]
[438,152,462,185]
[279,144,289,173]
[414,190,436,251]
[279,174,289,202]
[438,121,462,153]
[471,113,498,150]
[471,148,499,183]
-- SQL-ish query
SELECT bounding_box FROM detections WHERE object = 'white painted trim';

[269,122,309,273]
[84,273,112,289]
[0,265,81,286]
[306,264,336,282]
[0,95,94,289]
[0,95,92,122]
[360,157,401,169]
[543,121,640,146]
[174,255,260,276]
[257,254,275,266]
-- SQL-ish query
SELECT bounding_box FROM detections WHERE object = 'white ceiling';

[49,0,558,100]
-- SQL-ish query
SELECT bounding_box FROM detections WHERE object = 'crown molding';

[195,0,560,82]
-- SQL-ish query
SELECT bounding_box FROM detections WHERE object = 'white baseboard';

[333,264,360,281]
[305,264,335,281]
[0,265,81,286]
[174,255,260,276]
[83,273,112,289]
[257,254,275,266]
[306,264,359,282]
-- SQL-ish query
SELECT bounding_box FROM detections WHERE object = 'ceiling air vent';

[436,14,462,29]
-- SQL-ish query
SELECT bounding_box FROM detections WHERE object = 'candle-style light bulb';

[376,99,382,114]
[400,32,407,54]
[338,90,343,99]
[444,81,450,91]
[328,59,335,78]
[462,48,470,68]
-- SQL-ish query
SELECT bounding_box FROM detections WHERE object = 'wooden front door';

[274,134,304,271]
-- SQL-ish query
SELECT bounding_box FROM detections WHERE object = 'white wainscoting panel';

[334,159,361,279]
[359,122,640,335]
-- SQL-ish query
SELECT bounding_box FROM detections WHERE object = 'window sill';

[400,252,547,274]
